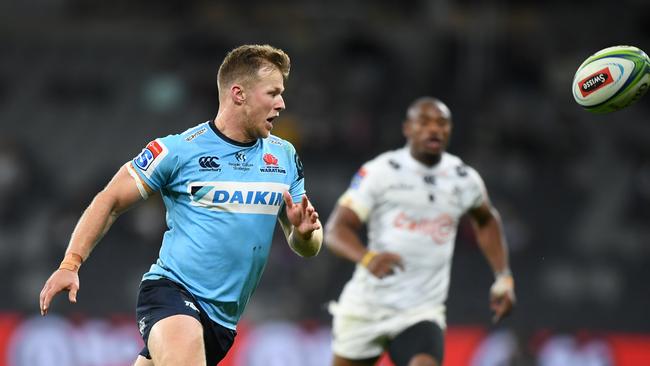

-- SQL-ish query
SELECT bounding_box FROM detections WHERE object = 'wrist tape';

[59,252,84,272]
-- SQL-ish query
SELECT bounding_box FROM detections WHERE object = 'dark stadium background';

[1,0,649,365]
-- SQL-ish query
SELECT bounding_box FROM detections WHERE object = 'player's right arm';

[39,163,152,315]
[325,200,403,279]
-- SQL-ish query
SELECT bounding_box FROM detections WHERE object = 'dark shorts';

[136,278,236,365]
[388,321,445,366]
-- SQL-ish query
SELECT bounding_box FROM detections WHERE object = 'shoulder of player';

[264,134,291,147]
[179,122,212,143]
[263,134,298,156]
[364,148,405,173]
[440,152,483,181]
[153,122,211,153]
[261,135,303,177]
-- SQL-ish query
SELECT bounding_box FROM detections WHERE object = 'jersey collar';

[209,120,258,147]
[401,146,448,173]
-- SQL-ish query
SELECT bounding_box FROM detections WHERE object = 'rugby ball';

[572,45,650,113]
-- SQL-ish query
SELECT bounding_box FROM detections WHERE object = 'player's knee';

[408,353,439,366]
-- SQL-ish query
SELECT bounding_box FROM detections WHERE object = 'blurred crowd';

[1,0,649,342]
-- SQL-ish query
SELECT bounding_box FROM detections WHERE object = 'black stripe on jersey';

[209,120,257,147]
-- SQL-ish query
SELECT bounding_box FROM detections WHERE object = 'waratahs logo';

[260,153,286,174]
[263,153,279,165]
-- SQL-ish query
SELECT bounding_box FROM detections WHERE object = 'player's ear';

[402,120,411,139]
[231,85,246,105]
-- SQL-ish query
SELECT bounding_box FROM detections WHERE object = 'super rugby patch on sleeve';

[133,139,169,179]
[349,167,366,189]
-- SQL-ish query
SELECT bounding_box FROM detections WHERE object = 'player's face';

[242,67,285,139]
[403,101,452,162]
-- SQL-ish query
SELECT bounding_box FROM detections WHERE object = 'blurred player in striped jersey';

[326,97,515,366]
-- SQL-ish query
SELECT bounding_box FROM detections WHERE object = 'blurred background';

[1,0,650,365]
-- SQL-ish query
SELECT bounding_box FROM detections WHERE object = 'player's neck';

[411,151,442,167]
[213,114,255,144]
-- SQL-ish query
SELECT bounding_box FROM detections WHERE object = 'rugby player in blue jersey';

[39,44,323,366]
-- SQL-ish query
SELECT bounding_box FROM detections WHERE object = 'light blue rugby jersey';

[129,121,305,330]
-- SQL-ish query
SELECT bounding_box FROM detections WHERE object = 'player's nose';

[275,96,285,112]
[430,120,449,134]
[424,123,442,135]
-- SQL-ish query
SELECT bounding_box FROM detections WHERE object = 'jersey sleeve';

[287,142,306,203]
[128,137,179,192]
[461,165,488,210]
[337,161,382,222]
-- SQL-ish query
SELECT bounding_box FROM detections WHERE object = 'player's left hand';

[489,274,515,323]
[283,192,321,239]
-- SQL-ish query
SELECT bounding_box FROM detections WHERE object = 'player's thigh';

[332,354,379,366]
[132,355,154,366]
[147,314,206,366]
[387,321,444,366]
[331,312,388,361]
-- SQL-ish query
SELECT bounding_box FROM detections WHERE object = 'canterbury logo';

[184,300,200,313]
[199,156,220,169]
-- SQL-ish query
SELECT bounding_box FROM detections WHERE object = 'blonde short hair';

[217,44,291,96]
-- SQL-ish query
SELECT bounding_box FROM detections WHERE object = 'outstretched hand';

[489,275,515,323]
[39,269,79,316]
[282,191,321,239]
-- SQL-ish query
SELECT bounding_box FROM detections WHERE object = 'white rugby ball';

[572,45,650,113]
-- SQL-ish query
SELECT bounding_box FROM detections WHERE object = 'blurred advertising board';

[1,314,649,366]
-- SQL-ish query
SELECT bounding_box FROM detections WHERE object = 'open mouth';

[266,115,279,123]
[425,136,442,149]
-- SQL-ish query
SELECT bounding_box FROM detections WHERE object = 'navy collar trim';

[209,120,257,147]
